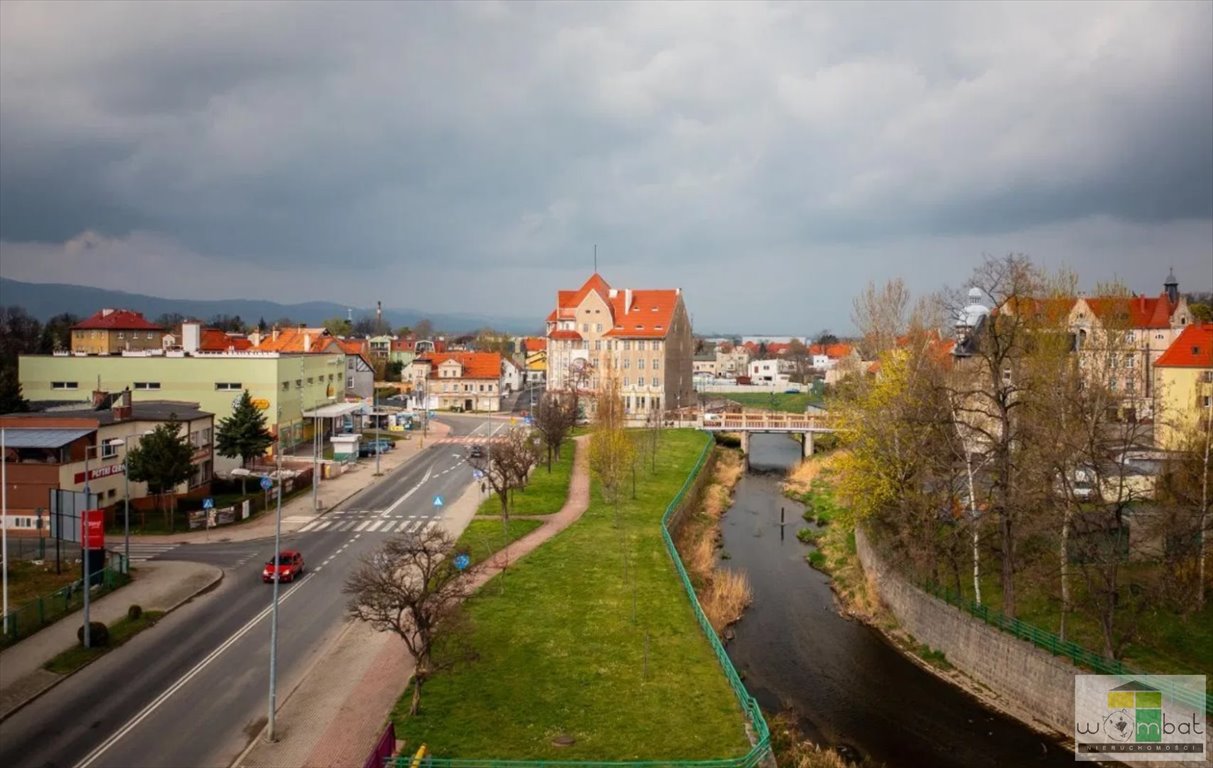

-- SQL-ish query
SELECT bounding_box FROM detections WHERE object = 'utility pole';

[266,440,284,742]
[374,387,381,476]
[82,443,92,648]
[2,429,8,636]
[123,439,131,574]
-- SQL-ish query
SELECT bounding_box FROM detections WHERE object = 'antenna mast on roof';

[594,244,597,274]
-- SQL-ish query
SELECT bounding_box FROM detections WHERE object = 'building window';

[307,377,314,384]
[652,359,660,370]
[652,377,659,388]
[582,323,588,332]
[282,381,290,391]
[637,340,646,351]
[118,332,125,340]
[134,382,161,390]
[595,323,602,333]
[637,359,645,369]
[295,379,303,389]
[595,340,602,351]
[622,340,630,351]
[147,332,154,340]
[51,381,79,390]
[101,441,119,459]
[215,382,242,390]
[653,340,663,352]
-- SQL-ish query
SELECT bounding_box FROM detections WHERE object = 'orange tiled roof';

[547,275,681,340]
[73,309,162,331]
[199,328,252,352]
[809,343,854,359]
[256,327,329,352]
[522,337,547,352]
[426,351,501,379]
[1086,293,1180,330]
[1155,323,1213,368]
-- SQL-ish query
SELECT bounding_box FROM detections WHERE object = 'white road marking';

[355,522,369,531]
[74,574,314,768]
[384,465,433,515]
[367,521,384,532]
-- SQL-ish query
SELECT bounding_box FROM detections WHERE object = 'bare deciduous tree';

[851,277,910,358]
[532,391,576,470]
[344,527,472,716]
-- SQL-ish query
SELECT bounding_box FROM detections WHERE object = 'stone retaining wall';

[855,528,1209,767]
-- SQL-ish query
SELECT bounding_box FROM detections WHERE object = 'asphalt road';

[0,415,508,768]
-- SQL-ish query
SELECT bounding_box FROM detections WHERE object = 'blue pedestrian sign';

[453,553,471,571]
[433,495,444,508]
[202,497,214,510]
[260,476,273,491]
[472,469,484,480]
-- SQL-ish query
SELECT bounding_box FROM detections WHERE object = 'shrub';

[127,604,143,621]
[77,621,109,647]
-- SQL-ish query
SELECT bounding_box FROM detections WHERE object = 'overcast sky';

[1,1,1210,334]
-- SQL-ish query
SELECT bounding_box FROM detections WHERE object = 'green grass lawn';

[4,560,82,605]
[726,391,822,413]
[395,430,750,758]
[454,519,545,567]
[43,610,164,674]
[475,446,575,517]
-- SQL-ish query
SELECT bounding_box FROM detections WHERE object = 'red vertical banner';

[82,509,105,549]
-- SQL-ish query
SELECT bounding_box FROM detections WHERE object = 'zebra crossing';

[296,513,440,535]
[432,435,504,445]
[124,542,181,563]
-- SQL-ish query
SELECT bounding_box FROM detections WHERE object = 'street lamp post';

[266,439,284,742]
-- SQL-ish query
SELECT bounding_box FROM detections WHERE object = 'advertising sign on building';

[73,463,125,485]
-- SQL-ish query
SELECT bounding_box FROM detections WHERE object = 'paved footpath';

[235,435,591,768]
[0,560,223,721]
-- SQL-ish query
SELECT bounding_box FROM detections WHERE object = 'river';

[720,433,1075,767]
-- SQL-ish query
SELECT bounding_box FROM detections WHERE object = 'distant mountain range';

[0,277,540,335]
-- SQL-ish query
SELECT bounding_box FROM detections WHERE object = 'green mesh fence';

[1,560,130,647]
[390,431,771,768]
[923,582,1211,716]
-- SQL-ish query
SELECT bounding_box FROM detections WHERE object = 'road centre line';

[74,574,315,768]
[384,465,433,516]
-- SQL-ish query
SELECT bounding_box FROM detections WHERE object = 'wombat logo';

[1103,709,1134,742]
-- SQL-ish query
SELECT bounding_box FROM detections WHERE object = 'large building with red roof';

[1068,270,1196,419]
[1153,322,1213,450]
[71,309,164,355]
[544,273,694,418]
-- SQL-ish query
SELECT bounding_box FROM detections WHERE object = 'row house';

[520,337,547,385]
[545,273,694,420]
[249,326,375,401]
[409,352,504,412]
[0,391,214,535]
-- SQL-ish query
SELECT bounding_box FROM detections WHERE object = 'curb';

[0,565,225,724]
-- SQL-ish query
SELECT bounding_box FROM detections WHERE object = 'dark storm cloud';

[1,0,1210,330]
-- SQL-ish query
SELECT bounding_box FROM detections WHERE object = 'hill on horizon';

[0,277,539,335]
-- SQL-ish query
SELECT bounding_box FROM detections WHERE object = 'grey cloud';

[0,0,1210,332]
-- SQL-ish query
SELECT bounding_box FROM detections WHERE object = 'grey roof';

[1,428,94,449]
[4,400,211,426]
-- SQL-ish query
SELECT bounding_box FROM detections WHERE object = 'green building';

[18,351,345,471]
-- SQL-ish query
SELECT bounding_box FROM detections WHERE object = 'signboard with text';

[81,509,105,549]
[73,463,125,485]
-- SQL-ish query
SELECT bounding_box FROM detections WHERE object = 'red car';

[262,550,305,583]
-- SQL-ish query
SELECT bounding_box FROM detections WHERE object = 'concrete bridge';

[699,411,835,460]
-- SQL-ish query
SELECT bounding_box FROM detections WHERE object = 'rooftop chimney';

[112,388,133,421]
[303,333,312,353]
[92,389,110,409]
[101,308,115,317]
[182,321,201,355]
[624,289,632,314]
[272,325,279,343]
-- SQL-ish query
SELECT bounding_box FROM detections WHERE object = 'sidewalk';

[129,422,452,546]
[0,560,223,721]
[235,435,591,768]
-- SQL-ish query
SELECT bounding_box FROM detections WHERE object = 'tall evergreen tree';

[216,390,274,492]
[127,421,195,531]
[0,367,30,413]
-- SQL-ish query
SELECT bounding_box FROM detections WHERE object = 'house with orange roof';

[520,336,547,385]
[544,273,694,420]
[249,325,375,400]
[1153,323,1213,450]
[409,351,504,412]
[71,309,164,355]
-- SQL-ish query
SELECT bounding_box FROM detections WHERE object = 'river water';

[721,434,1075,767]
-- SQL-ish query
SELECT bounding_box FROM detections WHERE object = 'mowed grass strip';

[726,391,822,413]
[395,430,750,759]
[454,519,545,567]
[475,445,575,516]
